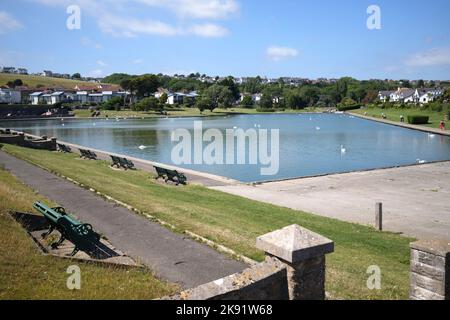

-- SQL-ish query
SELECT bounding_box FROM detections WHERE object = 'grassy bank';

[0,164,177,299]
[73,107,321,119]
[2,144,413,300]
[352,107,448,130]
[0,73,104,90]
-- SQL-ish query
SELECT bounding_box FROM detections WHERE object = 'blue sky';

[1,0,450,79]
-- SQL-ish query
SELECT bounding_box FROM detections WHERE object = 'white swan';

[340,145,346,154]
[315,126,321,130]
[138,145,147,150]
[416,159,426,164]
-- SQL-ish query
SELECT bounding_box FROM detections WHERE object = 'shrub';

[407,115,429,125]
[336,104,362,111]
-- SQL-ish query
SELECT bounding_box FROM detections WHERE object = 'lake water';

[1,114,450,183]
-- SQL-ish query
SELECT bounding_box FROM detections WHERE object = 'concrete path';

[212,162,450,241]
[0,150,246,289]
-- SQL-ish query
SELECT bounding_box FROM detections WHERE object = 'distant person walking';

[400,115,404,123]
[381,113,386,119]
[440,120,446,131]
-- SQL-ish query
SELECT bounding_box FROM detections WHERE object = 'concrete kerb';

[4,149,257,266]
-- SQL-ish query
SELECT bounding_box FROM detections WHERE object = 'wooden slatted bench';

[153,166,187,185]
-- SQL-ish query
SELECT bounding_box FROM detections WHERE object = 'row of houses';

[378,87,444,104]
[30,90,127,105]
[1,67,28,74]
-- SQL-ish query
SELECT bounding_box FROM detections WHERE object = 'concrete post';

[410,240,449,300]
[375,202,383,231]
[256,224,334,300]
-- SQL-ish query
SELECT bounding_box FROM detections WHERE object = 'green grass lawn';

[0,164,177,300]
[2,144,413,300]
[0,73,105,90]
[352,107,448,130]
[73,107,320,119]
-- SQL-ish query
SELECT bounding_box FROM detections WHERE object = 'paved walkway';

[212,162,450,241]
[0,151,246,289]
[350,113,450,136]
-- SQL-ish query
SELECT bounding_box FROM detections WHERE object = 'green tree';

[203,85,233,109]
[286,92,307,109]
[259,94,274,109]
[241,95,254,108]
[133,75,161,98]
[196,97,214,113]
[132,97,160,112]
[101,97,123,111]
[219,76,240,101]
[72,73,81,79]
[417,79,425,88]
[159,92,168,105]
[7,79,23,88]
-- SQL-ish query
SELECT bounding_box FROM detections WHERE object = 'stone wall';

[165,224,334,301]
[0,129,57,151]
[410,240,449,300]
[166,257,288,300]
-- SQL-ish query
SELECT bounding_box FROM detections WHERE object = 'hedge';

[337,104,362,111]
[407,115,429,125]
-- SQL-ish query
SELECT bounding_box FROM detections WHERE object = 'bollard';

[375,202,383,231]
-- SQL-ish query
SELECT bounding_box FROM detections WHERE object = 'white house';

[378,90,394,102]
[379,87,444,104]
[50,92,65,104]
[390,88,416,103]
[30,92,44,105]
[167,93,185,105]
[0,88,21,104]
[415,88,444,104]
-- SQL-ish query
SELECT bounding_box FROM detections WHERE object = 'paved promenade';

[212,162,450,241]
[0,150,246,289]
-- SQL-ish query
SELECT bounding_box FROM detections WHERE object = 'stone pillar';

[256,224,334,300]
[410,240,449,300]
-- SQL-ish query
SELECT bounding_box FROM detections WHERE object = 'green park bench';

[153,166,187,185]
[79,149,97,160]
[110,155,135,170]
[33,201,101,256]
[57,143,72,153]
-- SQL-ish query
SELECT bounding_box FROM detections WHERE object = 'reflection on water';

[1,114,449,182]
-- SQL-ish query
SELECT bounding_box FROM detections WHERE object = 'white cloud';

[98,14,180,37]
[96,60,107,67]
[32,0,236,38]
[188,23,228,37]
[0,11,23,34]
[266,46,299,61]
[133,59,143,64]
[137,0,239,19]
[405,47,450,67]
